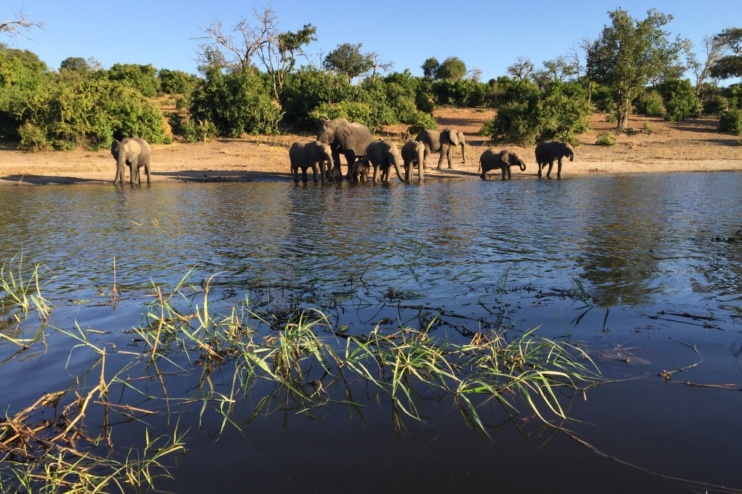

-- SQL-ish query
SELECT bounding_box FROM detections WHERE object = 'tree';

[587,8,687,132]
[710,28,742,79]
[507,57,535,81]
[323,43,374,83]
[108,63,160,97]
[687,35,726,97]
[0,11,42,36]
[436,57,467,81]
[198,6,316,105]
[421,57,439,79]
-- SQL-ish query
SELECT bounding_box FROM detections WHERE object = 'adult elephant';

[111,137,151,185]
[479,149,527,181]
[414,128,466,170]
[401,140,425,183]
[535,141,574,179]
[359,140,405,183]
[316,118,374,180]
[289,140,334,183]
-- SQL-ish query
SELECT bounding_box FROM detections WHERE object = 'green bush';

[17,78,167,151]
[596,132,616,146]
[167,112,217,142]
[633,90,664,116]
[702,95,728,116]
[656,79,698,122]
[307,101,372,128]
[189,67,281,137]
[406,111,438,134]
[158,69,198,95]
[280,67,354,129]
[719,109,742,135]
[0,45,50,139]
[481,80,590,145]
[108,63,160,98]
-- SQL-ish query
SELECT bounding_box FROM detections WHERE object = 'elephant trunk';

[393,158,405,182]
[519,162,526,172]
[460,143,466,164]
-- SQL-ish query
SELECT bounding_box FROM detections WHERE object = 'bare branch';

[0,11,42,37]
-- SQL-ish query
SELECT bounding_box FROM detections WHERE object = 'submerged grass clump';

[0,263,604,493]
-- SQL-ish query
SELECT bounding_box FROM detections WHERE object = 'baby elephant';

[535,141,574,179]
[351,157,370,182]
[401,140,425,183]
[289,141,334,183]
[111,137,151,185]
[479,149,527,181]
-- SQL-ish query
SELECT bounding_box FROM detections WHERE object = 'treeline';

[0,10,740,152]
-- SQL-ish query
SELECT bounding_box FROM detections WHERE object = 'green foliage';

[406,111,438,134]
[589,82,615,113]
[436,57,467,81]
[108,63,160,98]
[587,8,687,130]
[596,132,617,146]
[0,45,49,139]
[421,57,439,79]
[722,83,742,109]
[307,101,372,128]
[633,89,664,116]
[322,43,374,82]
[188,67,281,137]
[167,112,217,142]
[719,109,742,135]
[481,81,591,145]
[710,28,742,79]
[18,78,167,151]
[655,78,698,121]
[702,95,728,116]
[279,66,353,129]
[158,69,198,95]
[432,79,489,107]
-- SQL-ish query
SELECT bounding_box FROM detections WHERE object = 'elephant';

[351,157,370,182]
[400,140,425,183]
[316,118,374,180]
[357,140,405,183]
[111,137,151,185]
[414,128,466,170]
[289,141,334,183]
[479,149,527,181]
[535,141,574,179]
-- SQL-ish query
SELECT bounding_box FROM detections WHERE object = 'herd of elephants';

[109,117,575,185]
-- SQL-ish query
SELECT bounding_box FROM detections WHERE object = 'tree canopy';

[322,43,374,83]
[710,27,742,79]
[587,8,687,131]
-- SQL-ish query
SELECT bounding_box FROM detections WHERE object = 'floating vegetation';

[0,261,607,492]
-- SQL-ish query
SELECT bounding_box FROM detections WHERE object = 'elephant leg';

[557,158,562,179]
[446,146,454,169]
[537,163,543,178]
[311,164,319,182]
[143,163,151,184]
[547,161,554,179]
[292,166,300,183]
[301,166,310,182]
[319,161,327,183]
[436,145,446,170]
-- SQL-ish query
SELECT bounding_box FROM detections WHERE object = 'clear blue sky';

[2,0,739,83]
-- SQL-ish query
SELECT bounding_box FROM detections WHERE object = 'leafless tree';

[197,6,316,105]
[368,52,394,80]
[687,35,725,97]
[0,11,42,36]
[507,56,534,81]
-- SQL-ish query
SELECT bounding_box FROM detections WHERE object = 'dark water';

[1,172,741,493]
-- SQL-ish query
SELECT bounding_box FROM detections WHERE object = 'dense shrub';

[656,78,698,122]
[158,69,198,95]
[633,90,664,116]
[702,95,729,116]
[719,109,742,135]
[188,67,281,137]
[17,78,167,151]
[280,67,354,129]
[432,79,489,107]
[406,111,438,134]
[589,82,615,113]
[167,112,217,143]
[595,132,616,146]
[481,81,590,145]
[0,46,49,139]
[307,101,372,128]
[108,63,160,98]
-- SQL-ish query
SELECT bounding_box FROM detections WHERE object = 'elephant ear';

[445,129,460,146]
